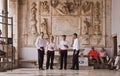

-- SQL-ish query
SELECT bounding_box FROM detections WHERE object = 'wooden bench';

[19,60,37,68]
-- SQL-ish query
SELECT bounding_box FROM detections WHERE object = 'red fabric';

[47,50,54,53]
[88,50,98,58]
[40,47,44,51]
[60,50,67,53]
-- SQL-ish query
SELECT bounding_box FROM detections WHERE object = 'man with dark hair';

[71,33,80,70]
[73,33,77,37]
[35,32,47,70]
[59,35,69,70]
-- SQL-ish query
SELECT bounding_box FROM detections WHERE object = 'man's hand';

[40,47,43,51]
[51,47,54,49]
[64,45,68,48]
[59,48,61,54]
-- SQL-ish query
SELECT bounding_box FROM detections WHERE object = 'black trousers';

[71,50,79,69]
[60,51,67,69]
[38,49,44,69]
[46,51,55,69]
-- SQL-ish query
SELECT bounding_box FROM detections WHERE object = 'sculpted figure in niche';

[40,18,48,37]
[83,18,91,35]
[74,0,81,9]
[68,2,77,13]
[93,1,101,35]
[94,1,100,23]
[54,1,75,15]
[94,25,101,35]
[41,1,49,13]
[62,1,70,14]
[30,2,38,36]
[51,0,59,8]
[81,1,93,15]
[28,2,38,46]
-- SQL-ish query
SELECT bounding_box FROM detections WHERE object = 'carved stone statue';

[40,18,48,37]
[51,0,59,8]
[94,1,100,23]
[62,2,70,14]
[28,2,38,46]
[41,1,49,14]
[81,1,93,15]
[94,25,101,35]
[30,2,38,36]
[93,1,101,35]
[74,0,81,9]
[52,0,78,15]
[82,18,91,35]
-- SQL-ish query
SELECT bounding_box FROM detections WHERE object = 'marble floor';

[0,68,120,76]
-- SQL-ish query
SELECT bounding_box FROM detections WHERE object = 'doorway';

[113,36,117,56]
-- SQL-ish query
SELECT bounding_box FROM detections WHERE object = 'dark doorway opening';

[113,36,117,56]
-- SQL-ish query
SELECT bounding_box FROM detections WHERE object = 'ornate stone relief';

[30,2,38,36]
[28,2,38,46]
[20,0,111,47]
[51,0,59,8]
[82,17,91,35]
[40,1,50,15]
[93,1,101,35]
[81,1,93,15]
[40,18,49,38]
[51,0,81,15]
[81,1,103,46]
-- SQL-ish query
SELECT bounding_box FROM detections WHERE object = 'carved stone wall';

[18,0,112,48]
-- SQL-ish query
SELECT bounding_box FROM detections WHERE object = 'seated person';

[114,54,120,70]
[88,46,98,64]
[114,45,120,70]
[99,48,107,64]
[107,56,115,70]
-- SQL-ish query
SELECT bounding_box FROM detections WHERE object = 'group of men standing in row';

[35,32,80,70]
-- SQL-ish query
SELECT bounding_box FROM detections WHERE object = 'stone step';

[79,66,94,70]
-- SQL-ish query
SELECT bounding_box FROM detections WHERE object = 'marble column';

[1,0,8,37]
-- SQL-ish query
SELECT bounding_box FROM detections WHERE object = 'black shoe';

[75,68,79,70]
[59,68,62,70]
[39,68,44,70]
[50,68,54,70]
[64,68,67,70]
[70,68,74,70]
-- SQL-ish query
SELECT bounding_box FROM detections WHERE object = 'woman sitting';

[99,48,107,64]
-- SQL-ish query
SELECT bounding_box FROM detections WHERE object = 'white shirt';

[73,38,80,50]
[46,42,56,51]
[35,36,47,49]
[59,40,69,50]
[115,56,120,65]
[118,50,120,55]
